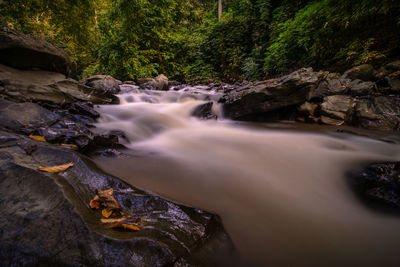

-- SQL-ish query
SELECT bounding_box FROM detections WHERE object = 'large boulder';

[0,27,71,75]
[347,80,377,96]
[352,96,400,131]
[0,131,235,266]
[0,64,112,105]
[223,68,323,120]
[342,64,376,81]
[83,75,122,96]
[308,72,348,100]
[320,95,355,125]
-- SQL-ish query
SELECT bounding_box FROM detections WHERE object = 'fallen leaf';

[38,162,74,173]
[89,199,100,209]
[102,208,113,218]
[96,189,121,210]
[61,143,79,150]
[29,134,46,142]
[100,217,126,224]
[101,217,140,231]
[120,224,140,231]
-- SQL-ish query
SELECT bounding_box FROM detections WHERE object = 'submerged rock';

[0,27,71,75]
[0,131,235,266]
[348,162,400,212]
[192,102,217,120]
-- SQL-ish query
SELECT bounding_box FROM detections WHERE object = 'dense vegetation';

[1,0,399,82]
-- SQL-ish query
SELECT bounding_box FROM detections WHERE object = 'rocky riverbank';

[221,63,400,131]
[0,28,236,266]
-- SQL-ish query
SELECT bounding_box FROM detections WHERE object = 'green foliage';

[1,0,399,82]
[264,0,400,75]
[0,0,97,76]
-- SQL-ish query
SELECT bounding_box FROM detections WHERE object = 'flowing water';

[94,85,400,266]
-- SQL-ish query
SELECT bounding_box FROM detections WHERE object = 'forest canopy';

[1,0,399,82]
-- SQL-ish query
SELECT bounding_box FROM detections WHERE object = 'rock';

[0,131,235,266]
[348,162,400,211]
[352,96,400,131]
[308,72,348,100]
[385,60,400,72]
[342,64,376,81]
[297,102,320,122]
[192,102,217,120]
[347,80,377,96]
[0,64,112,105]
[320,95,355,125]
[0,99,59,131]
[83,75,122,96]
[70,103,100,119]
[136,77,154,85]
[0,27,71,75]
[139,74,169,91]
[223,68,323,120]
[123,80,136,85]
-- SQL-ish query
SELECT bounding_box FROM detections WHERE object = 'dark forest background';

[1,0,399,82]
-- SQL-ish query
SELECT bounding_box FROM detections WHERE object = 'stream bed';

[94,85,400,266]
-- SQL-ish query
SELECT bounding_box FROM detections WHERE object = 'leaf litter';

[89,188,140,232]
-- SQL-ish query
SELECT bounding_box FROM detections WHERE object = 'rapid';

[94,85,400,266]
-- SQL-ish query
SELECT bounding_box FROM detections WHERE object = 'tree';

[218,0,222,20]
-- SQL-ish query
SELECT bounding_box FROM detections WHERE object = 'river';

[94,85,400,266]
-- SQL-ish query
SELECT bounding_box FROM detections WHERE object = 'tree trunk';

[218,0,222,21]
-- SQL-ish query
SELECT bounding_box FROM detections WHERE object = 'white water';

[95,85,400,266]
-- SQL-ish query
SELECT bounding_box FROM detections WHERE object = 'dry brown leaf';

[120,223,140,231]
[102,208,113,218]
[61,143,79,150]
[29,134,46,142]
[101,217,140,231]
[100,217,127,224]
[89,199,100,209]
[38,162,74,173]
[96,189,121,210]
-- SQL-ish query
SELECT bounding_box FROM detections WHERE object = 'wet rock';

[348,162,400,211]
[70,103,100,119]
[0,99,59,131]
[347,80,377,96]
[223,68,323,120]
[83,75,121,96]
[192,102,217,120]
[320,95,355,125]
[352,96,400,131]
[0,131,235,266]
[342,64,376,81]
